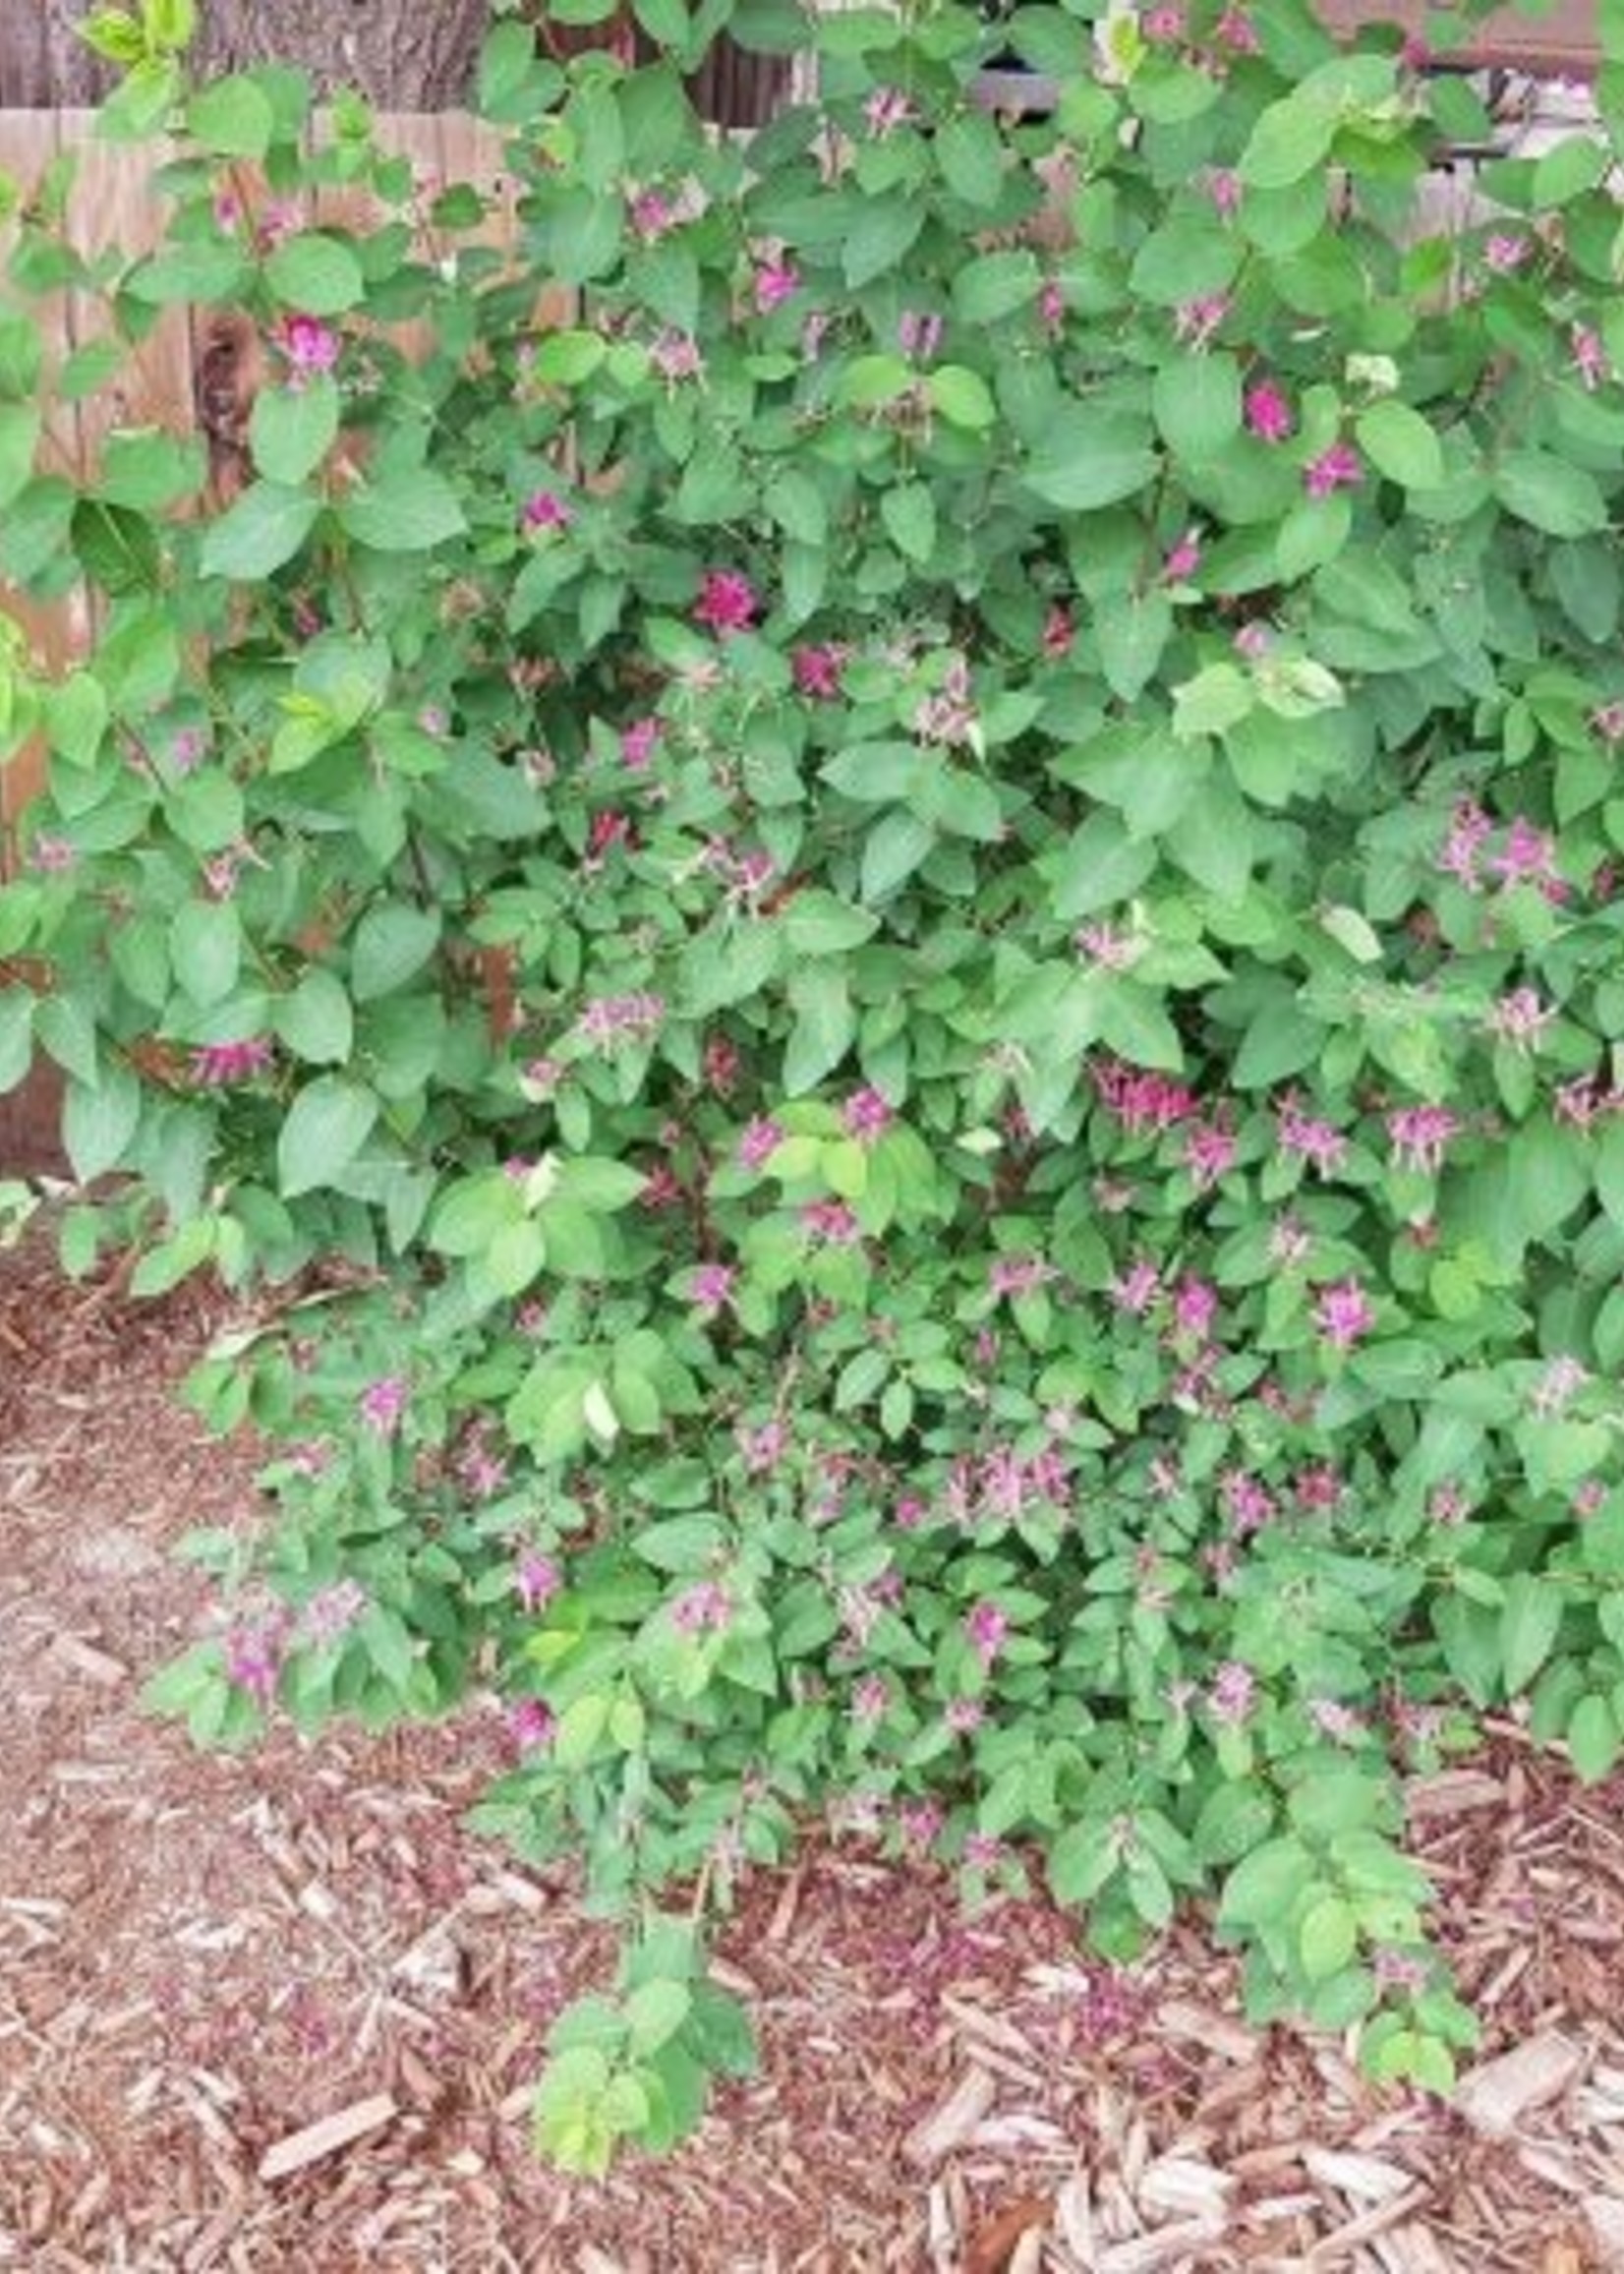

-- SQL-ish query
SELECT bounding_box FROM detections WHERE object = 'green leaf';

[936,111,1006,207]
[881,482,937,564]
[170,900,241,1007]
[0,403,39,509]
[1024,407,1156,511]
[250,377,339,486]
[1299,1895,1359,1983]
[63,1065,141,1182]
[199,482,320,580]
[72,498,159,592]
[861,809,934,901]
[275,968,354,1065]
[1494,451,1608,538]
[337,471,467,553]
[1499,1572,1563,1697]
[1568,1692,1621,1783]
[625,1977,692,2055]
[276,1076,378,1197]
[952,249,1040,325]
[927,365,996,431]
[187,75,276,157]
[1151,354,1241,459]
[1356,400,1442,490]
[783,891,879,956]
[264,233,366,315]
[1240,93,1336,191]
[0,993,32,1095]
[350,901,441,1000]
[783,964,855,1093]
[841,199,924,287]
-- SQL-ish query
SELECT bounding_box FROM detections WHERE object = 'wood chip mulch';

[2,1225,1623,2272]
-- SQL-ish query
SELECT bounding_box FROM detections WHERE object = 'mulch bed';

[2,1222,1623,2272]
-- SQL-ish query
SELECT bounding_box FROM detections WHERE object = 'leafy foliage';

[8,0,1624,2162]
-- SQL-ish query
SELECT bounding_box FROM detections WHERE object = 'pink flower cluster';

[574,991,666,1047]
[1091,1057,1199,1136]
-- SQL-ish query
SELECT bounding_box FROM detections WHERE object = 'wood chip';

[1456,2032,1585,2138]
[1304,2146,1418,2203]
[1138,2156,1236,2223]
[257,2092,397,2182]
[1097,2217,1228,2273]
[1585,2196,1624,2272]
[1406,1771,1506,1819]
[904,2067,997,2169]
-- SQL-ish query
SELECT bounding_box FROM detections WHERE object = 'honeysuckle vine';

[6,0,1624,2171]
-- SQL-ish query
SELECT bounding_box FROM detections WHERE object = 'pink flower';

[29,834,77,874]
[278,314,339,377]
[672,1580,732,1634]
[1483,232,1528,272]
[1309,1698,1363,1745]
[1489,815,1559,891]
[1244,379,1294,442]
[359,1374,410,1434]
[1162,528,1202,584]
[851,1674,891,1723]
[1112,1258,1162,1315]
[864,86,914,137]
[1386,1103,1461,1175]
[1215,6,1260,50]
[1039,280,1066,334]
[520,1056,563,1099]
[649,329,703,383]
[1208,1661,1255,1723]
[575,991,665,1047]
[703,1034,739,1094]
[1172,1276,1218,1340]
[223,1612,289,1709]
[792,644,844,700]
[1315,1278,1374,1348]
[1143,2,1184,39]
[1206,168,1243,220]
[191,1036,274,1085]
[753,261,800,315]
[842,1086,893,1143]
[1042,602,1074,658]
[1233,620,1271,661]
[298,1580,369,1648]
[962,1832,1005,1871]
[946,1696,985,1735]
[1592,701,1624,745]
[1222,1471,1273,1536]
[1184,1124,1236,1189]
[1487,988,1553,1053]
[515,1551,562,1612]
[1304,440,1363,497]
[1572,325,1609,391]
[509,1698,556,1750]
[1436,796,1492,890]
[693,568,760,637]
[1175,294,1229,348]
[964,1600,1009,1668]
[898,309,943,360]
[520,489,572,534]
[801,1198,861,1246]
[629,190,675,240]
[619,717,662,771]
[737,1117,784,1170]
[990,1254,1052,1300]
[171,727,209,772]
[691,1261,736,1314]
[1090,1057,1198,1135]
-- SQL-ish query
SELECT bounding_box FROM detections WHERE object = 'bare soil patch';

[2,1229,1623,2271]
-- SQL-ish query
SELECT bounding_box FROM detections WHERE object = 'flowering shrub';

[8,0,1624,2167]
